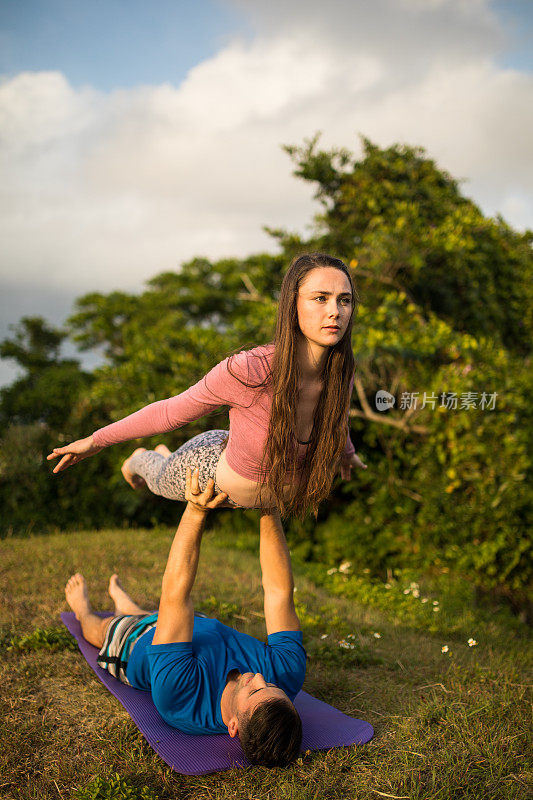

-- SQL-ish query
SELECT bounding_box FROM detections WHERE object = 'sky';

[1,0,532,386]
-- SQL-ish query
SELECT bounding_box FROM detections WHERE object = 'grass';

[0,524,531,799]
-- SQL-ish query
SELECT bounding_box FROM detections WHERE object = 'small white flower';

[347,634,355,639]
[432,600,439,606]
[441,645,449,653]
[403,588,410,595]
[421,598,429,603]
[339,561,352,574]
[433,606,440,612]
[320,634,328,640]
[384,583,391,590]
[412,589,420,598]
[327,567,338,575]
[410,582,419,590]
[293,586,298,593]
[372,632,381,639]
[467,638,478,647]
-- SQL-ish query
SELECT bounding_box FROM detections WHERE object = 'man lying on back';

[64,467,306,767]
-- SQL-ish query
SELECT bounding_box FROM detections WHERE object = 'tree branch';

[351,375,429,434]
[354,267,419,309]
[237,273,265,302]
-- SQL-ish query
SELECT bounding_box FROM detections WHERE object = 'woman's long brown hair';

[226,252,359,521]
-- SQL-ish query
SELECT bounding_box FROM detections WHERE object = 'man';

[65,467,306,768]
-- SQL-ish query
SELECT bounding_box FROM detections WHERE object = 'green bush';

[7,626,78,652]
[74,774,158,800]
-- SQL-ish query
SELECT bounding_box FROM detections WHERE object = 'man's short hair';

[238,697,302,767]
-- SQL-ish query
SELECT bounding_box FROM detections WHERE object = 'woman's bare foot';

[121,447,147,489]
[65,573,91,620]
[155,444,171,457]
[108,573,147,615]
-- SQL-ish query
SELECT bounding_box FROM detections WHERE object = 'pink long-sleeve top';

[92,343,356,482]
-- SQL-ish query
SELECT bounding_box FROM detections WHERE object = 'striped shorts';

[97,611,209,685]
[97,613,159,685]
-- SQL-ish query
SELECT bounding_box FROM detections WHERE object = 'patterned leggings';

[129,429,242,508]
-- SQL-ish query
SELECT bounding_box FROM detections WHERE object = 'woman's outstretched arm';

[47,435,103,473]
[47,352,250,473]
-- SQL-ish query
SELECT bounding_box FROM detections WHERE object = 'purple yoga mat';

[61,611,373,775]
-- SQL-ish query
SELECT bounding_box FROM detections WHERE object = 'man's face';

[232,672,289,718]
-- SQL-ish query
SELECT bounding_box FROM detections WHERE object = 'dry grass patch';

[1,526,531,800]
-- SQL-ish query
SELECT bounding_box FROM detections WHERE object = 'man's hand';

[185,466,229,514]
[47,435,103,473]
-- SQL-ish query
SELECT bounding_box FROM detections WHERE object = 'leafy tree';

[0,317,155,532]
[269,136,532,608]
[66,255,283,424]
[1,138,531,615]
[0,317,90,429]
[271,135,533,354]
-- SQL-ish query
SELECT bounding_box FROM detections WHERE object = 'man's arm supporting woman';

[152,468,228,645]
[260,510,301,636]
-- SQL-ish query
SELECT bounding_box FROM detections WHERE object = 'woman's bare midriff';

[216,378,323,509]
[215,447,293,509]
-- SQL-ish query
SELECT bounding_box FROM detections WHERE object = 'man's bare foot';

[155,444,171,457]
[121,448,147,489]
[108,573,147,615]
[65,573,91,620]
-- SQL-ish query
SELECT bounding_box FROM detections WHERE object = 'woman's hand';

[185,466,229,514]
[46,435,103,473]
[339,453,368,481]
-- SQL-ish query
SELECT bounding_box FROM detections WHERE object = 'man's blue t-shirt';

[126,616,307,735]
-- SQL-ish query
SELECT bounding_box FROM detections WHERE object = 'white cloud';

[0,0,531,312]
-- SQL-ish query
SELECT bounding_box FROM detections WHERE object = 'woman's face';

[296,267,353,347]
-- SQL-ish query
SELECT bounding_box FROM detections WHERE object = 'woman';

[48,253,367,520]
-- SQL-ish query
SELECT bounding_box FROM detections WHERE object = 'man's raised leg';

[108,573,149,615]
